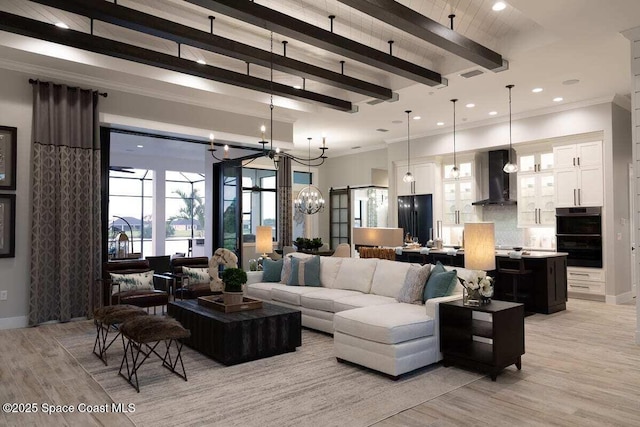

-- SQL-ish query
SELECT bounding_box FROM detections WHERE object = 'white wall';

[0,69,32,328]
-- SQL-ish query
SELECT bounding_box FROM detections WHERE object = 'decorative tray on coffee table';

[197,295,263,313]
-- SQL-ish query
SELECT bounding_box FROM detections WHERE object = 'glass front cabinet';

[517,149,555,227]
[442,158,476,225]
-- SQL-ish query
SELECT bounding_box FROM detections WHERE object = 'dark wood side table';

[439,299,525,381]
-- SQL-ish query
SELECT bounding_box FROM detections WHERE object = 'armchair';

[168,256,213,299]
[101,260,169,312]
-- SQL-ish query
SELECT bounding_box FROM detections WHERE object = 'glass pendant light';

[402,110,415,183]
[450,99,460,179]
[503,84,519,173]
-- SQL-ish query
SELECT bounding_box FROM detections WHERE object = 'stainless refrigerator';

[397,194,433,245]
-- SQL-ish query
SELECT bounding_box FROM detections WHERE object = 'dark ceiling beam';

[29,0,393,100]
[336,0,504,70]
[0,12,353,112]
[184,0,445,87]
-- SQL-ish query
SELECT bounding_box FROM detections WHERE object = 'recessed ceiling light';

[196,59,206,65]
[532,88,543,93]
[553,97,564,102]
[492,2,507,11]
[466,103,475,108]
[54,22,69,29]
[293,85,302,89]
[436,122,444,126]
[137,145,144,148]
[413,116,421,120]
[562,79,580,86]
[489,111,498,116]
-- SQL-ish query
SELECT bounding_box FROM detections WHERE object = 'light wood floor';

[0,298,638,427]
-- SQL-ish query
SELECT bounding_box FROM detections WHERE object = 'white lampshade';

[256,226,273,256]
[464,222,496,271]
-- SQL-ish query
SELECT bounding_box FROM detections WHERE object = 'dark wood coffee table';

[167,299,301,365]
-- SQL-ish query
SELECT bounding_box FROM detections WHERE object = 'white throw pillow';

[319,257,343,288]
[182,266,209,284]
[333,258,378,293]
[370,259,413,298]
[109,271,155,295]
[396,264,431,304]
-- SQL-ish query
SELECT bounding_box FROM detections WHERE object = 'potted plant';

[310,237,323,250]
[222,267,248,305]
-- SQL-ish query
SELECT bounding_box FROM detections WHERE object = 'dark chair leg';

[93,320,122,365]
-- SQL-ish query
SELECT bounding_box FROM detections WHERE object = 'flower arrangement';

[459,275,494,304]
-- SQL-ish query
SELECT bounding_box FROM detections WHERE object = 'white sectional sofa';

[246,254,476,378]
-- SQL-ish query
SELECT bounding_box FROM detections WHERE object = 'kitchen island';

[396,248,568,314]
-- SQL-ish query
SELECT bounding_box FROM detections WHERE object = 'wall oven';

[556,207,602,268]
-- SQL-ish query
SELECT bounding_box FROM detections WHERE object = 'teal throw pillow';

[287,255,321,286]
[262,258,283,282]
[423,268,458,301]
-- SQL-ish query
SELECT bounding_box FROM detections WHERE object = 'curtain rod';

[28,78,108,98]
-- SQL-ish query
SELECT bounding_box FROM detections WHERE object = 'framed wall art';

[0,194,16,258]
[0,126,17,190]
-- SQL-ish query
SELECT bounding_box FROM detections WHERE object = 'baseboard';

[0,316,28,330]
[605,291,635,305]
[568,292,605,302]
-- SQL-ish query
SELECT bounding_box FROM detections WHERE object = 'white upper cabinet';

[395,161,436,196]
[553,141,603,208]
[518,149,554,174]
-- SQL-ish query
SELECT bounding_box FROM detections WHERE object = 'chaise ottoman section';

[333,303,434,344]
[333,303,438,377]
[333,294,398,312]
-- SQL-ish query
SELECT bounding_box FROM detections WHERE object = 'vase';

[463,288,481,306]
[223,291,244,305]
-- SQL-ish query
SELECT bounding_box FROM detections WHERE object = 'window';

[294,171,312,185]
[242,168,277,240]
[165,171,205,255]
[108,169,153,258]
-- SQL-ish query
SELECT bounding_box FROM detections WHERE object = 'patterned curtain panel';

[29,82,102,325]
[277,156,292,247]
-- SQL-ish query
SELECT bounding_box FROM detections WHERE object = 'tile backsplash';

[481,205,556,249]
[481,205,524,247]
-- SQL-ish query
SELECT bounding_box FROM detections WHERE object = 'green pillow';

[287,255,321,286]
[262,258,283,282]
[423,267,457,301]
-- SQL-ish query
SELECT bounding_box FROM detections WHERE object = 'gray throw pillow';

[287,256,321,286]
[397,264,431,304]
[262,258,283,282]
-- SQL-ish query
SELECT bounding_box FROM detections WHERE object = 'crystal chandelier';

[294,138,326,215]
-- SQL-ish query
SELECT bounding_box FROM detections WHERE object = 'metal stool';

[93,304,148,365]
[118,316,190,392]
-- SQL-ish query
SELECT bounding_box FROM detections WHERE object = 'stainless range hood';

[472,149,517,206]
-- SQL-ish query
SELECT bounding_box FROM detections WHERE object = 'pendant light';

[450,99,460,179]
[402,110,415,183]
[503,84,518,173]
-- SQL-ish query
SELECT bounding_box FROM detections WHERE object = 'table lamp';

[464,222,496,271]
[256,226,273,259]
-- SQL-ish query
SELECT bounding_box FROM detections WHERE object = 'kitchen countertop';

[399,247,568,258]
